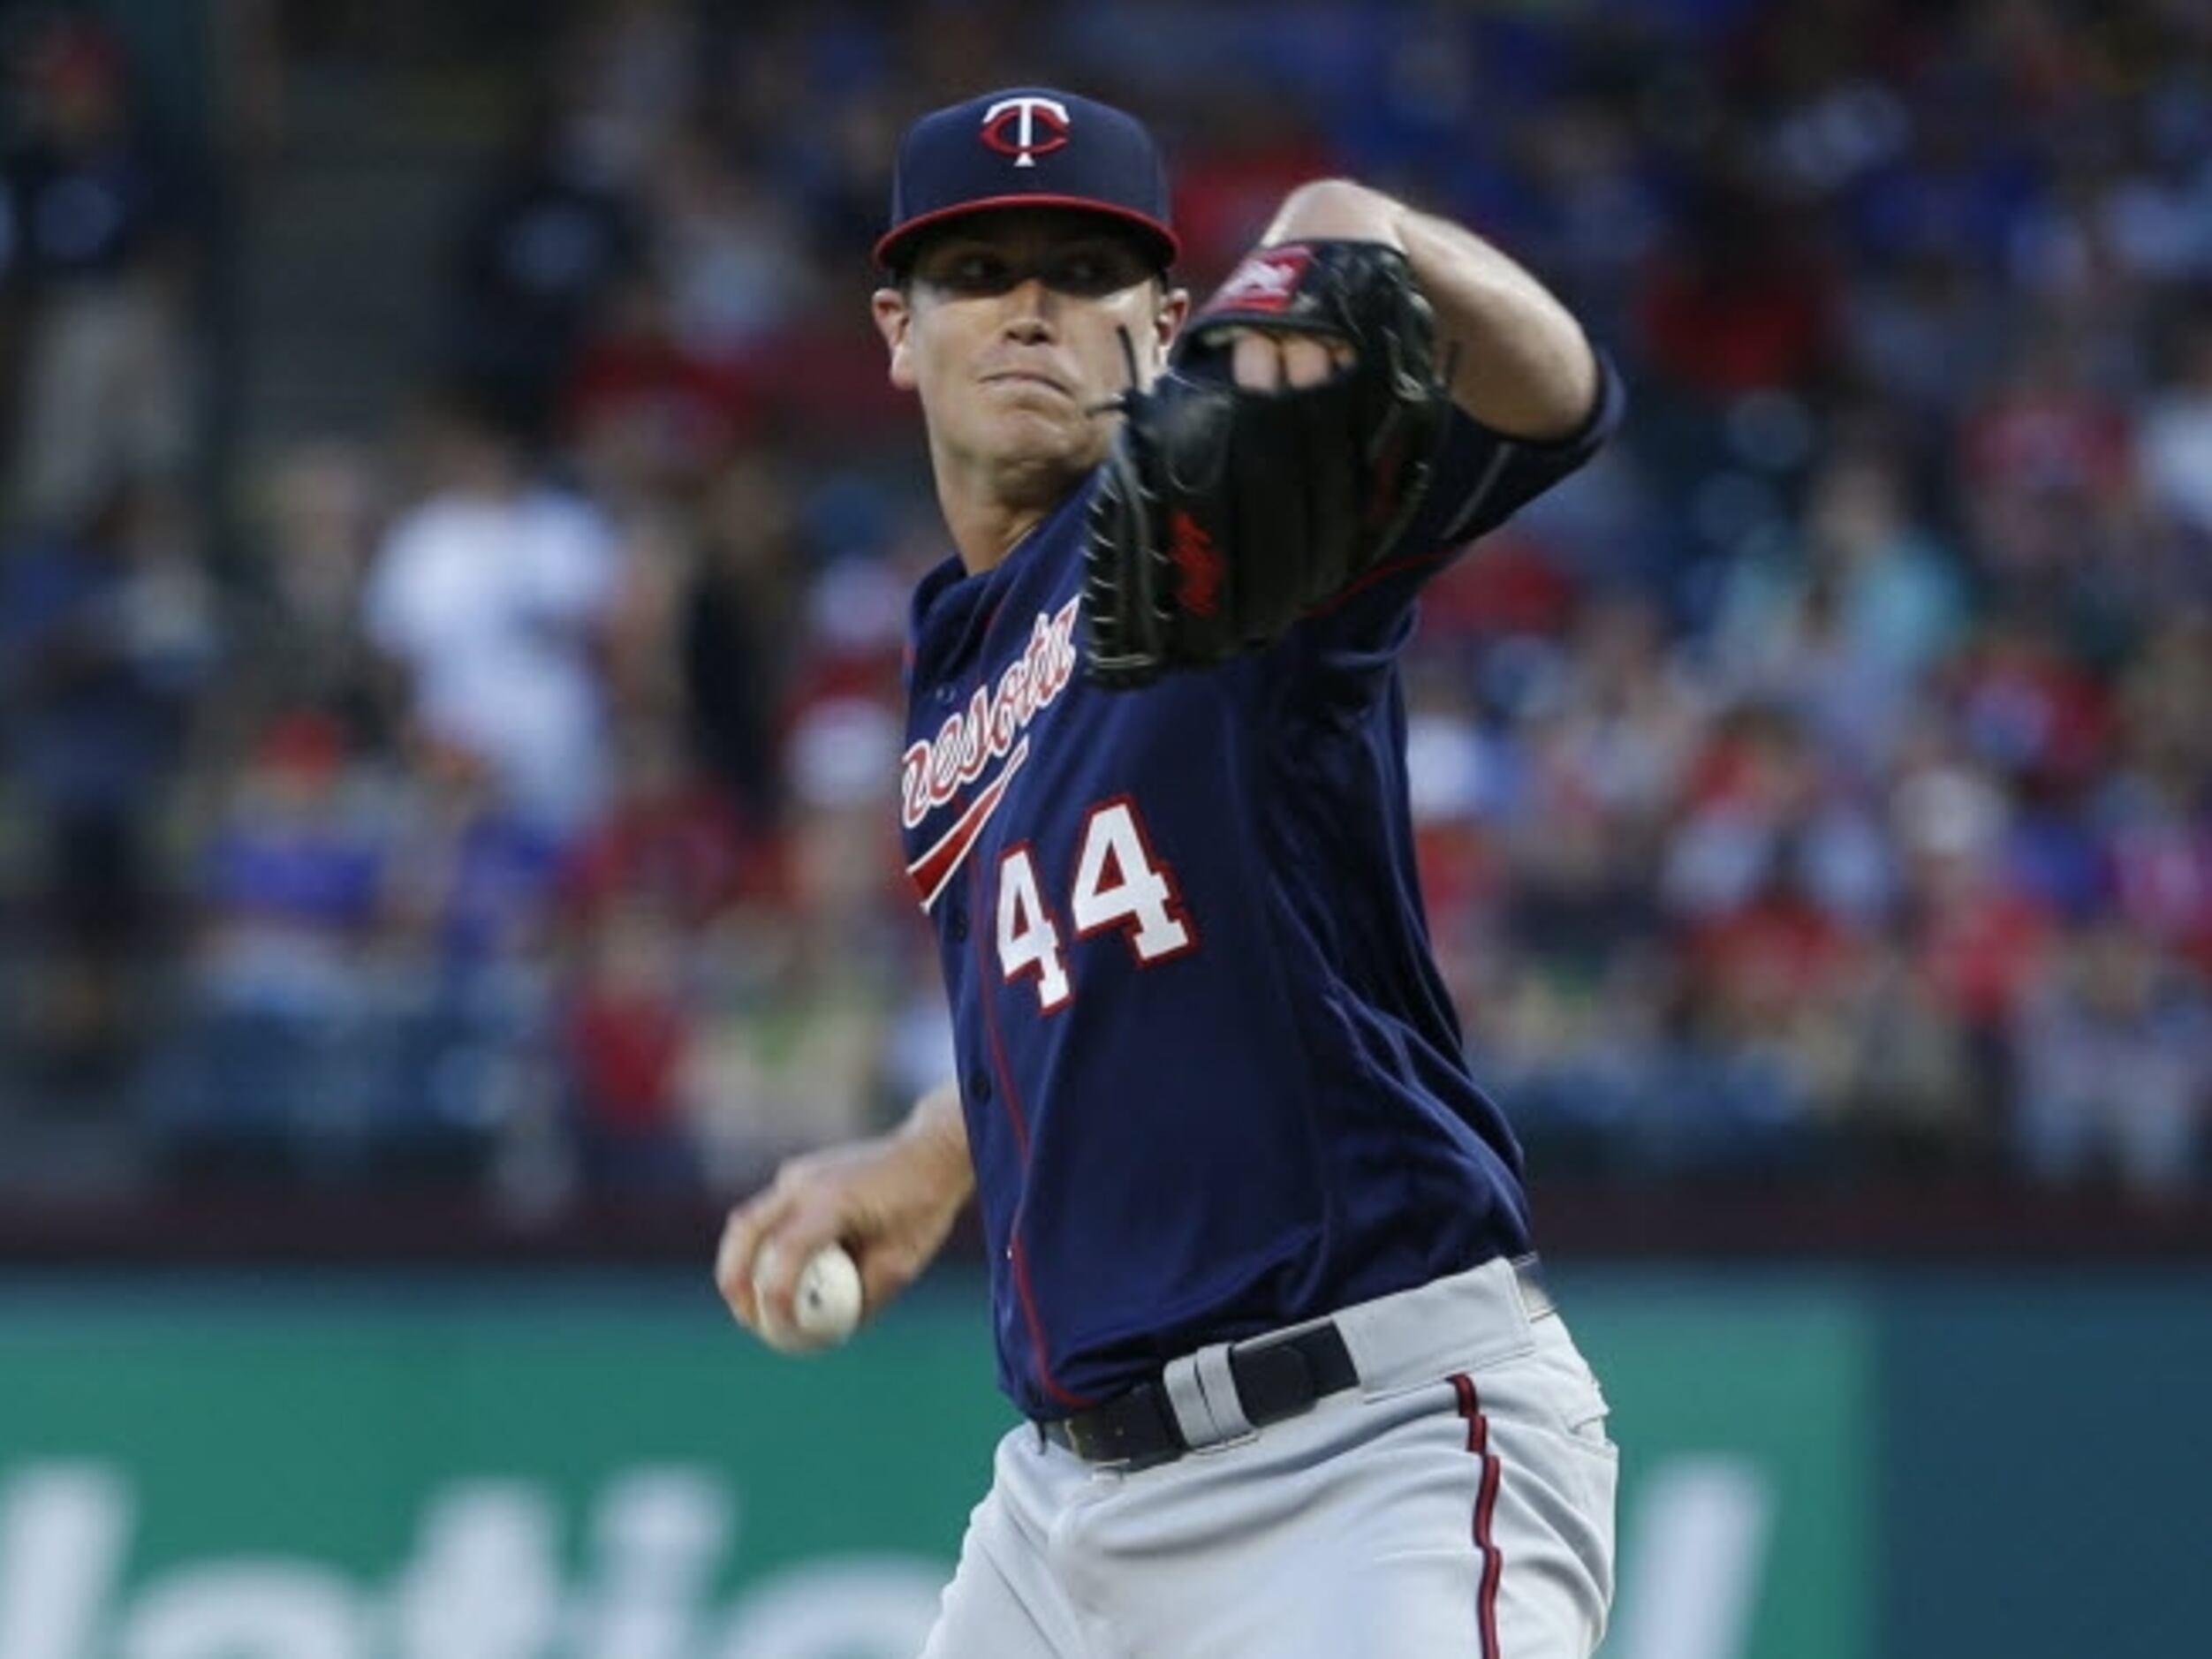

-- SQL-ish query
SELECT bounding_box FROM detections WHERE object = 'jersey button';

[947,905,968,942]
[967,1066,993,1103]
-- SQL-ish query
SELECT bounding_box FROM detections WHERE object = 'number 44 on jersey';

[996,798,1198,1011]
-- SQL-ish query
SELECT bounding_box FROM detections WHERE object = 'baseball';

[759,1244,864,1352]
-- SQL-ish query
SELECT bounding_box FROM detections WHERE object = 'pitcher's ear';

[1155,284,1190,360]
[873,287,916,390]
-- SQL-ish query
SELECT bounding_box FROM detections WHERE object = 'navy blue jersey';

[899,362,1624,1418]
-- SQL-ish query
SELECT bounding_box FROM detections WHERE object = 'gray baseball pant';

[919,1255,1617,1657]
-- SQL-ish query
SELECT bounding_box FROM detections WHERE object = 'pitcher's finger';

[715,1193,790,1328]
[1231,330,1285,390]
[1280,335,1349,388]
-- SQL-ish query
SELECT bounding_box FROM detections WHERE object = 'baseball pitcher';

[718,86,1623,1657]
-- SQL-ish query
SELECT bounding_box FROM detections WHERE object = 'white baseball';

[757,1244,864,1352]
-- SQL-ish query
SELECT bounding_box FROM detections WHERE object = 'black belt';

[1039,1255,1554,1472]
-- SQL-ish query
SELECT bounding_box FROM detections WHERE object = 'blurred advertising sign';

[1575,1285,1874,1659]
[0,1276,1870,1659]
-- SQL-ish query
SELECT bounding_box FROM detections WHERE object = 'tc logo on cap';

[980,95,1070,168]
[875,87,1178,270]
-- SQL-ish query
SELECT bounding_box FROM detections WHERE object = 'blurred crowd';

[1,0,2209,1210]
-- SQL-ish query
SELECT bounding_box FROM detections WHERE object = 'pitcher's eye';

[927,251,1016,295]
[1049,249,1147,296]
[917,243,1148,299]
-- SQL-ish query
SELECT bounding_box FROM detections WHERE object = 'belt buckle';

[1061,1380,1186,1471]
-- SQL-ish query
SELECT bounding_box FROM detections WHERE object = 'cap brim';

[875,196,1179,272]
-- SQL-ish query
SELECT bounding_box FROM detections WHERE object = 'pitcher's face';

[874,209,1186,481]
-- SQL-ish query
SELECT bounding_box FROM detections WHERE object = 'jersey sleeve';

[1297,348,1626,656]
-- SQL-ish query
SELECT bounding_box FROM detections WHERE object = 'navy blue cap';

[876,87,1179,272]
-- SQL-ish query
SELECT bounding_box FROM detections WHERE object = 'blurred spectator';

[1636,170,1837,399]
[190,709,385,1020]
[248,440,387,688]
[557,721,765,931]
[1946,611,2113,790]
[362,390,622,836]
[562,270,756,503]
[549,0,700,186]
[440,97,645,440]
[1505,99,1667,325]
[150,709,387,1170]
[1661,703,1891,932]
[648,133,808,365]
[1958,330,2133,511]
[0,16,193,525]
[329,739,569,1177]
[682,799,905,1180]
[1844,86,2037,277]
[1824,940,1977,1163]
[562,898,701,1193]
[0,473,215,1077]
[1894,754,2056,1124]
[2014,919,2212,1200]
[678,458,806,827]
[2137,320,2212,544]
[1469,601,1701,1012]
[380,736,566,993]
[1841,247,2010,428]
[2098,754,2212,982]
[1708,447,1965,767]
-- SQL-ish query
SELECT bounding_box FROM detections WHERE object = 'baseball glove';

[1083,239,1452,689]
